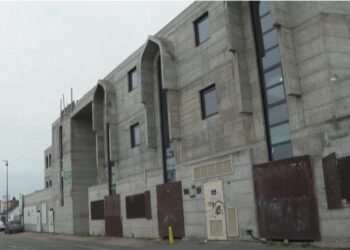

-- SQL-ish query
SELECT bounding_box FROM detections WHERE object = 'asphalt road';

[0,232,333,250]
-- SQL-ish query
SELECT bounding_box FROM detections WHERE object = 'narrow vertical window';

[59,126,64,206]
[60,177,64,206]
[128,67,137,92]
[45,156,48,169]
[130,123,140,148]
[200,84,218,119]
[194,12,210,46]
[251,2,292,161]
[59,126,63,166]
[107,124,116,195]
[48,154,51,167]
[158,57,175,183]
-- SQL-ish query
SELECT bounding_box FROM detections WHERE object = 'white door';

[204,180,227,240]
[36,211,41,232]
[48,210,54,233]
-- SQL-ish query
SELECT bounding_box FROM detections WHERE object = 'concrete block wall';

[23,189,54,233]
[117,169,163,238]
[180,149,258,238]
[51,118,74,234]
[71,108,98,235]
[279,2,350,240]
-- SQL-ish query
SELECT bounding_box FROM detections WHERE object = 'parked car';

[0,221,5,231]
[4,221,23,234]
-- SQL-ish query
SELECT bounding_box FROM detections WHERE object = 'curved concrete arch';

[92,83,106,132]
[140,36,177,104]
[139,36,179,148]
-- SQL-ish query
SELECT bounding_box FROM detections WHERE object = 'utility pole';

[3,160,8,223]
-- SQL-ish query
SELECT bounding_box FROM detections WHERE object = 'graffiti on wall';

[62,171,72,185]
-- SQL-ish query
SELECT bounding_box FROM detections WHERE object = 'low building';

[24,1,350,242]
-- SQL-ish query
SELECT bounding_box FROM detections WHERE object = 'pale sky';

[0,1,192,199]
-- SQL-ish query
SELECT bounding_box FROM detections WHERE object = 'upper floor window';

[200,84,218,119]
[48,154,51,167]
[45,156,48,169]
[130,123,140,148]
[128,67,137,92]
[194,12,210,46]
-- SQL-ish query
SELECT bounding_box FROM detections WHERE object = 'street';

[0,232,336,250]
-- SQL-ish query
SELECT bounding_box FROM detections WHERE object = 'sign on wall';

[62,171,72,185]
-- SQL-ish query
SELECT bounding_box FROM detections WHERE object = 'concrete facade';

[24,1,350,241]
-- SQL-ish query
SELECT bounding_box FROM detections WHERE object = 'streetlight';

[3,160,8,223]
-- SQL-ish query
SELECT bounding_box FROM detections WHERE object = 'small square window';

[200,84,218,119]
[194,12,210,46]
[128,67,137,92]
[130,123,140,148]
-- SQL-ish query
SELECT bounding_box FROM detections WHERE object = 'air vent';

[193,159,233,180]
[227,207,239,237]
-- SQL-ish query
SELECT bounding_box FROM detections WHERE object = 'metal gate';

[104,194,123,237]
[156,181,185,238]
[253,155,320,240]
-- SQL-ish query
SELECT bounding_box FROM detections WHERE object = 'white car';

[0,221,5,231]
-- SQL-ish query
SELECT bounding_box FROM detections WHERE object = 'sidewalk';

[20,232,349,250]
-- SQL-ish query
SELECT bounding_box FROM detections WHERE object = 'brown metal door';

[156,181,185,238]
[253,155,320,240]
[104,194,123,237]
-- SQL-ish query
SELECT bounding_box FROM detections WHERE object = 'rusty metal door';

[104,194,123,237]
[253,155,320,240]
[156,181,185,238]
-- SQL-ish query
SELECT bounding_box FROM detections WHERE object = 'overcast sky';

[0,1,192,199]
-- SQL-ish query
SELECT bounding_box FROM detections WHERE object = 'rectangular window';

[45,156,48,169]
[264,67,283,88]
[130,123,140,148]
[59,126,63,168]
[48,154,51,167]
[194,12,210,46]
[90,200,105,220]
[200,84,218,119]
[128,67,137,92]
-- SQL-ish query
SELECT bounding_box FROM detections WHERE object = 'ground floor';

[23,149,350,242]
[0,232,345,250]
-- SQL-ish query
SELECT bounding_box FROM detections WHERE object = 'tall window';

[194,12,210,46]
[158,57,176,183]
[200,84,218,119]
[128,67,137,92]
[130,123,140,148]
[251,1,292,161]
[59,126,64,206]
[107,124,116,195]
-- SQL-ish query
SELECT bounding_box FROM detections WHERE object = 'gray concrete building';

[24,1,350,242]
